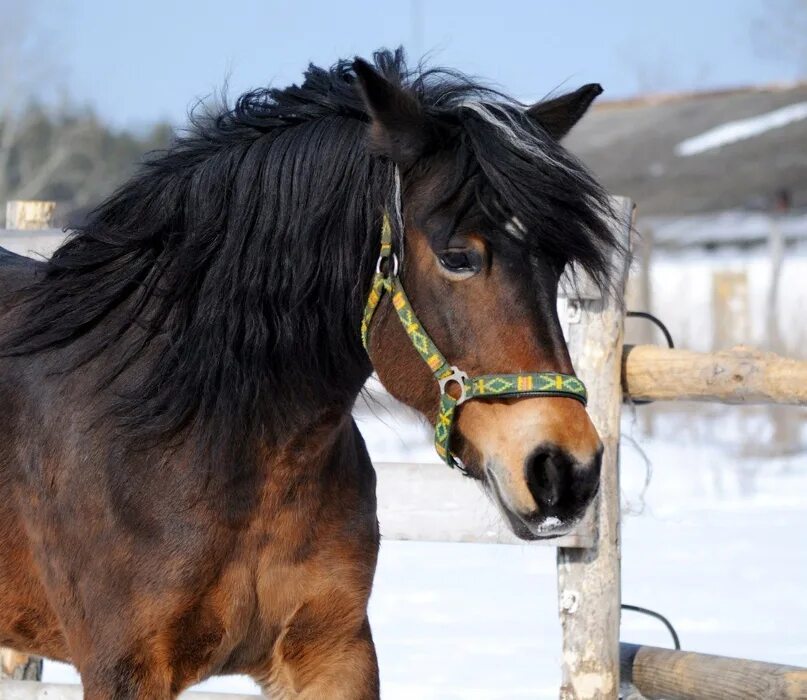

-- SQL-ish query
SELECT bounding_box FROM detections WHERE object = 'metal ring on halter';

[375,252,399,277]
[438,366,469,404]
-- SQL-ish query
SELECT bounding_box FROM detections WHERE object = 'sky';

[10,0,804,129]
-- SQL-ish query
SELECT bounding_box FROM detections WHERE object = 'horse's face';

[356,62,613,540]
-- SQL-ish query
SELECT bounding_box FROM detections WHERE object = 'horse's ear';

[353,58,430,165]
[527,83,603,140]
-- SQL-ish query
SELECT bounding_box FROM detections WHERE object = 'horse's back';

[0,248,71,661]
[0,246,44,297]
[0,245,45,270]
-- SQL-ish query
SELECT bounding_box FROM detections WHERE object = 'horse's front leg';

[80,659,174,700]
[263,597,379,700]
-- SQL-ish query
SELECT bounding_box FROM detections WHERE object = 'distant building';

[568,82,807,218]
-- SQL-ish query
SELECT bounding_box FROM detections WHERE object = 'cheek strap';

[362,212,587,472]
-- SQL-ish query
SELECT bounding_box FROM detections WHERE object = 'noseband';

[361,211,588,472]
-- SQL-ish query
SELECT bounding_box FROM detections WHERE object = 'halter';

[361,211,588,472]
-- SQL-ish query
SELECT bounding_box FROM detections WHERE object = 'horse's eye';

[438,249,481,274]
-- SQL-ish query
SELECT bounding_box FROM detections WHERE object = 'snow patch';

[676,101,807,156]
[535,515,566,533]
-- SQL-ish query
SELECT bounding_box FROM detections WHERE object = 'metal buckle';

[438,365,469,404]
[375,252,399,277]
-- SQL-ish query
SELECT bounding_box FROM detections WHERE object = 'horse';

[0,49,618,698]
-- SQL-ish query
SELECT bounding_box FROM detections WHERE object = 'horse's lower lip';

[517,515,574,540]
[528,520,574,539]
[508,515,573,541]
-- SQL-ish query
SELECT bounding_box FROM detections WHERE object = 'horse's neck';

[256,409,369,504]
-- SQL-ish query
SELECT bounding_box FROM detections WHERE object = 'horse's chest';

[213,489,378,677]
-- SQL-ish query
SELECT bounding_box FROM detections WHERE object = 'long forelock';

[452,104,620,294]
[380,61,621,294]
[456,101,576,175]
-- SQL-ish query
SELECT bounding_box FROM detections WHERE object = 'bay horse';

[0,49,617,698]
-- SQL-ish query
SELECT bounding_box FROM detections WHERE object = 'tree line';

[1,104,173,227]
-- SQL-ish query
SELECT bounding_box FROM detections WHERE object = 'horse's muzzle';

[486,443,602,541]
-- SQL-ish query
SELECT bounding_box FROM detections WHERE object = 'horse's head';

[355,57,617,541]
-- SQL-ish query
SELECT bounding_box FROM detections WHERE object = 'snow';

[675,101,807,156]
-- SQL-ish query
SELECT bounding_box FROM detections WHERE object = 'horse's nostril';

[525,447,571,511]
[524,445,600,518]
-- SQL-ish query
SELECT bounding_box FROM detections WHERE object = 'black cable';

[625,311,675,406]
[621,603,681,650]
[626,311,675,349]
[619,330,680,649]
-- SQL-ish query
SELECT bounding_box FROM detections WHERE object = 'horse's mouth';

[484,465,582,541]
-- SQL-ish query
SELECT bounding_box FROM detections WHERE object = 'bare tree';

[0,0,92,211]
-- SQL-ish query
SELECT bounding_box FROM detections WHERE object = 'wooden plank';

[557,196,634,699]
[622,344,807,405]
[375,462,592,547]
[0,681,256,699]
[620,642,807,700]
[4,202,55,231]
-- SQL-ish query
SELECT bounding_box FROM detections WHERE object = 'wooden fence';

[0,682,256,700]
[3,199,807,698]
[553,198,807,699]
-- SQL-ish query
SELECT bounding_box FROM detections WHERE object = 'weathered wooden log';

[557,196,634,700]
[623,344,807,405]
[4,201,55,230]
[620,642,807,700]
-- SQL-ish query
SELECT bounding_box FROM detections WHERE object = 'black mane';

[0,49,618,468]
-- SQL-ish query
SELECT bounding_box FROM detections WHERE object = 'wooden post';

[557,197,633,699]
[0,202,53,683]
[620,642,807,700]
[4,201,56,230]
[711,271,749,351]
[765,213,800,454]
[624,225,655,436]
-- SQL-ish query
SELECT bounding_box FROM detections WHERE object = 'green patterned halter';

[362,212,588,472]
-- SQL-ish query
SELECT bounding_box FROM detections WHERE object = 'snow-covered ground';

[41,407,807,698]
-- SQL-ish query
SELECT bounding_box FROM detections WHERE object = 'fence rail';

[0,681,256,699]
[620,642,807,700]
[623,344,807,405]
